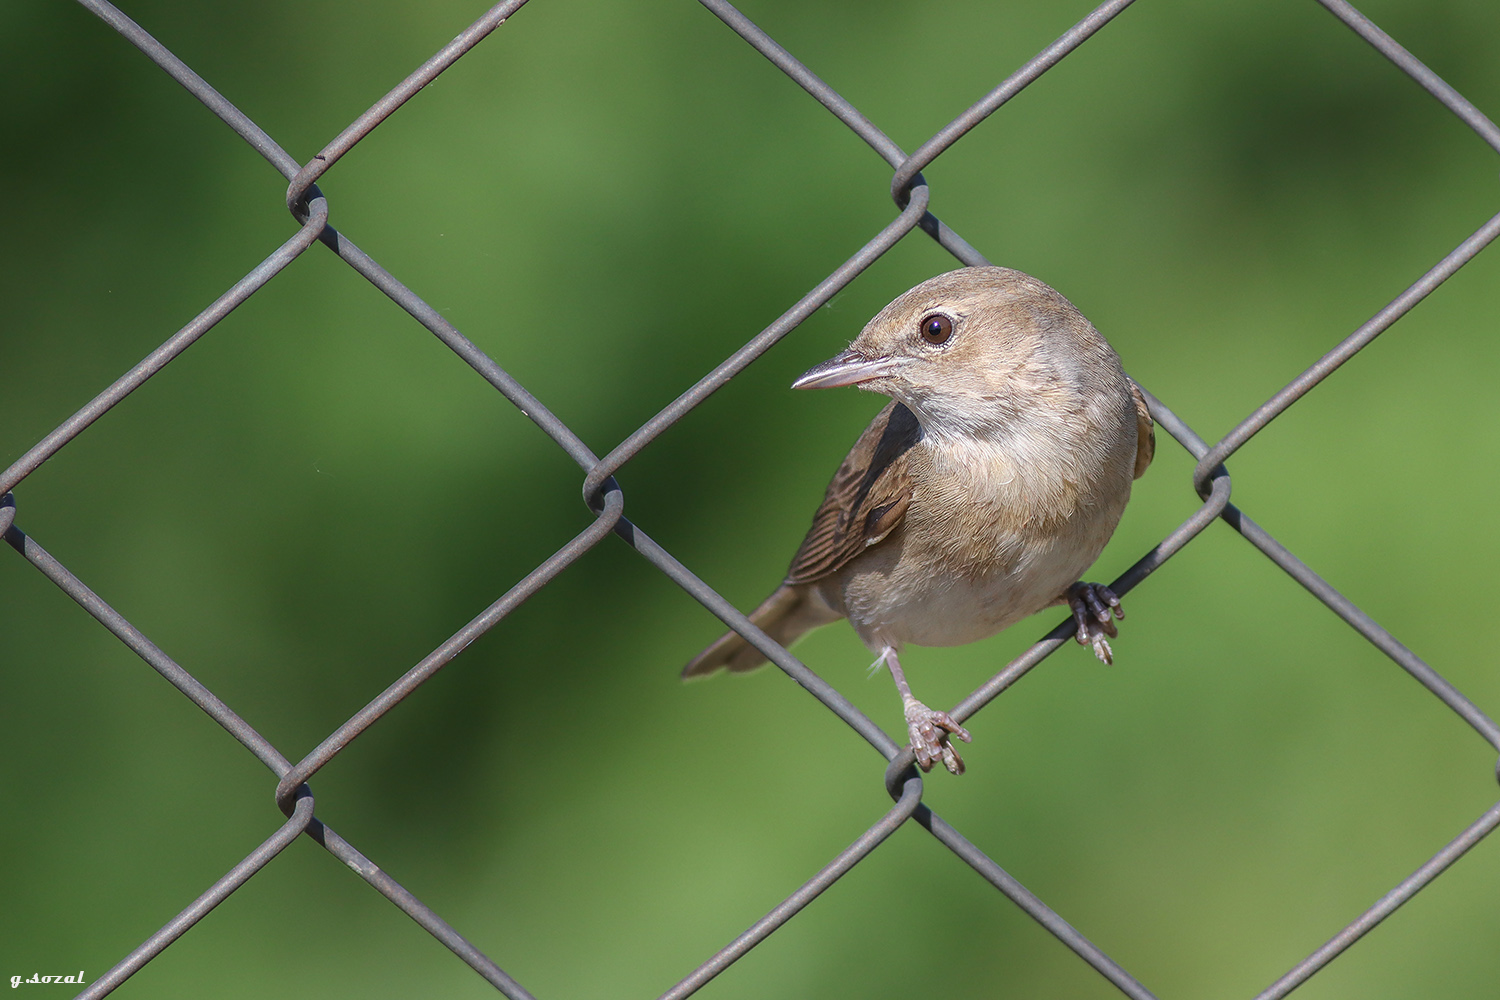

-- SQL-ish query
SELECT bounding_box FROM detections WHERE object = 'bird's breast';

[830,426,1133,651]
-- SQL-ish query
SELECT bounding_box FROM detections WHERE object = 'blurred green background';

[4,0,1500,997]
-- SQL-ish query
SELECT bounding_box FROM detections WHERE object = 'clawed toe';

[906,703,971,775]
[1068,582,1124,665]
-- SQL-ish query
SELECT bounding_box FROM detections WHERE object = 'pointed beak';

[791,348,903,390]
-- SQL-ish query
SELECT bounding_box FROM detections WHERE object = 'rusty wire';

[4,1,1499,997]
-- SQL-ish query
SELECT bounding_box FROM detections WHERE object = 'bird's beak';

[792,348,903,390]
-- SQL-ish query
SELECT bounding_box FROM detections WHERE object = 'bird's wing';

[785,401,920,586]
[1129,378,1156,480]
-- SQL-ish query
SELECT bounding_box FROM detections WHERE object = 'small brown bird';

[684,266,1154,775]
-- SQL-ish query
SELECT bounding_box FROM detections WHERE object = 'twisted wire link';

[0,0,1493,997]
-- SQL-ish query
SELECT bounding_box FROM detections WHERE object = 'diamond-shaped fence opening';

[3,0,1499,997]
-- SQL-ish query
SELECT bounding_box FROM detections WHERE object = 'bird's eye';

[919,313,953,345]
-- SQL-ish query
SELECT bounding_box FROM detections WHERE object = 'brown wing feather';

[785,401,920,585]
[1129,378,1155,481]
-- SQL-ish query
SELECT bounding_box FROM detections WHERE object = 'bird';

[683,266,1154,775]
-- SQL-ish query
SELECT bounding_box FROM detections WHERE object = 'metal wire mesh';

[4,1,1499,997]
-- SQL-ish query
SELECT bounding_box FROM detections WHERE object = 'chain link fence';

[4,0,1499,996]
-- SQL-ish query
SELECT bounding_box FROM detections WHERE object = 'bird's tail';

[681,583,841,677]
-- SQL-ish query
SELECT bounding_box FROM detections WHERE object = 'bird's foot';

[905,700,971,775]
[1068,581,1123,665]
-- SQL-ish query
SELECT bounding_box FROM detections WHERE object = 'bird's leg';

[878,646,970,775]
[1067,581,1124,665]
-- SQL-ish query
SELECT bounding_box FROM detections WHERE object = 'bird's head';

[793,266,1123,440]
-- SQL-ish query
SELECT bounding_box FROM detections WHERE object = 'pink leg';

[879,646,971,775]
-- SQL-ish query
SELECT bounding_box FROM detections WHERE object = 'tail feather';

[681,583,840,678]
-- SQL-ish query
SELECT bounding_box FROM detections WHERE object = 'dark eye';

[919,313,953,345]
